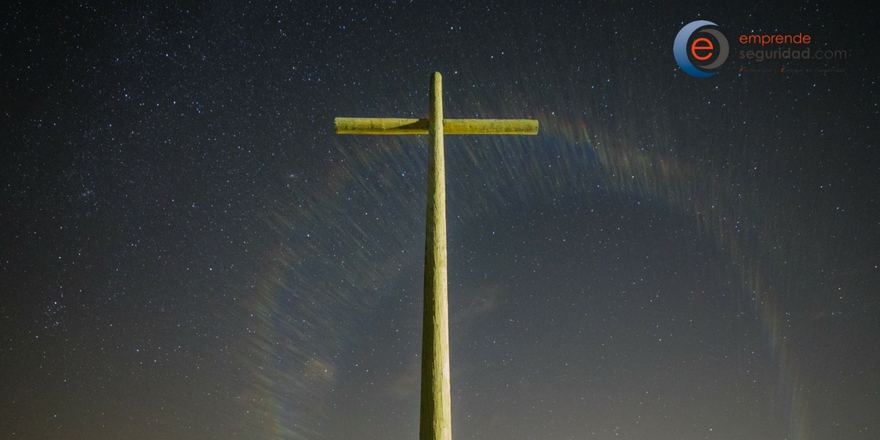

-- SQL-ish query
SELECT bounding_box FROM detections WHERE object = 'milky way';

[2,2,878,439]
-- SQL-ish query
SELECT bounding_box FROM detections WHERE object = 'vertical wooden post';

[335,72,537,440]
[420,72,452,440]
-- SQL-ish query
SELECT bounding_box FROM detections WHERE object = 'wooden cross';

[335,72,538,440]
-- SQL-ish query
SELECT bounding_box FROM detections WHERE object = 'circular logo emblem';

[673,20,729,77]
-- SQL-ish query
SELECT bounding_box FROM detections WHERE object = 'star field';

[2,1,879,439]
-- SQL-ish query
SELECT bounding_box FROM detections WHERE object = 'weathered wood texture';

[419,71,452,440]
[334,72,537,440]
[335,118,538,135]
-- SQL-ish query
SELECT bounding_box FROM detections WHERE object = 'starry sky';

[2,1,878,439]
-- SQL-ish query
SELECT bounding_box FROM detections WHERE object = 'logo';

[674,20,729,77]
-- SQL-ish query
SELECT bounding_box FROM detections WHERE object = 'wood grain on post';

[333,72,538,440]
[420,72,452,440]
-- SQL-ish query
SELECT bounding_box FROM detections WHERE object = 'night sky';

[2,1,878,439]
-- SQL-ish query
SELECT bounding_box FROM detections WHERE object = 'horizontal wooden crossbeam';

[335,117,538,135]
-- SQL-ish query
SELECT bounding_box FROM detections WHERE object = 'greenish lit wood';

[420,72,452,440]
[445,119,538,135]
[334,72,538,440]
[335,118,538,135]
[335,118,428,134]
